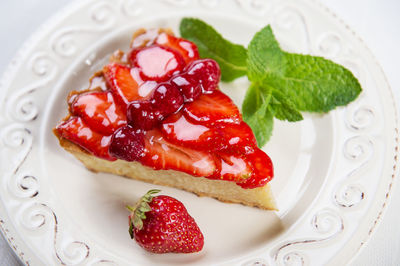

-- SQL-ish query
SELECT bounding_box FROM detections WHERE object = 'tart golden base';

[56,134,277,210]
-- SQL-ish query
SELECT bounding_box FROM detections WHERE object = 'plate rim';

[309,0,400,263]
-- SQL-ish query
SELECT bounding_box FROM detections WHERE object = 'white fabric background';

[0,0,399,265]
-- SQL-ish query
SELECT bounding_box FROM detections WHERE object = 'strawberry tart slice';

[54,29,276,210]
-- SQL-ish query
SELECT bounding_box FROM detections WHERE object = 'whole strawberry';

[127,189,204,253]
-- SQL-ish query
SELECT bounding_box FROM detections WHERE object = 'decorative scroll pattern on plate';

[50,1,117,58]
[273,209,344,265]
[1,88,114,266]
[6,53,57,122]
[272,5,311,53]
[236,0,272,17]
[120,0,144,17]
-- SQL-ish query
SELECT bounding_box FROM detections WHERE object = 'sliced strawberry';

[129,45,185,82]
[184,90,241,126]
[161,112,217,149]
[237,148,274,189]
[56,116,115,161]
[162,112,256,154]
[69,91,127,135]
[215,153,252,182]
[141,128,216,177]
[103,63,143,110]
[216,122,257,154]
[155,32,200,64]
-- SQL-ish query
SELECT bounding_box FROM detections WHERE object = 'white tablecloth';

[0,0,399,265]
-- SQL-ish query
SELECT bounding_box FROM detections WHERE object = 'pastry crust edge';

[54,130,277,210]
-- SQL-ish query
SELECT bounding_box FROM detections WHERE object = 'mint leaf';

[270,90,303,122]
[247,26,285,82]
[242,85,274,146]
[247,25,362,113]
[243,83,301,146]
[270,53,361,112]
[180,18,247,82]
[246,101,274,147]
[242,84,269,120]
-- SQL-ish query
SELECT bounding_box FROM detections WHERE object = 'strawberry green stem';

[127,189,161,231]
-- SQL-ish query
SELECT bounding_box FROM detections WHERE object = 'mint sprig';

[180,19,362,147]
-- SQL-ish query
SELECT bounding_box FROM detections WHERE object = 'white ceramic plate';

[0,0,398,265]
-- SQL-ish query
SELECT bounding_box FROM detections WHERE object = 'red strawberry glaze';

[129,29,199,65]
[69,91,127,135]
[184,90,241,126]
[140,129,217,177]
[103,63,144,111]
[109,125,145,161]
[171,59,220,103]
[56,116,115,161]
[237,149,274,188]
[217,153,252,182]
[129,45,185,82]
[161,112,214,148]
[56,30,273,189]
[183,59,220,93]
[155,32,200,64]
[161,112,256,155]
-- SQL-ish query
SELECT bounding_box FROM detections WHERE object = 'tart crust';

[55,130,277,210]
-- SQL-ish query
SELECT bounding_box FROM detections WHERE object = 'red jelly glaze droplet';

[129,45,185,82]
[109,125,145,161]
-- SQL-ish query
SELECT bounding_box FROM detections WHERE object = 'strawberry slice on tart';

[55,116,115,161]
[103,63,143,110]
[141,129,217,177]
[69,90,127,135]
[183,90,242,125]
[54,28,276,210]
[161,111,256,155]
[155,32,200,64]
